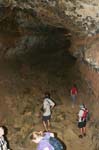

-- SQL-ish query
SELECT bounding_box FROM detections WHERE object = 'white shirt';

[43,98,55,116]
[0,136,8,150]
[78,108,85,122]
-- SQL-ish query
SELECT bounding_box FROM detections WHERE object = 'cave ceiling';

[0,0,99,69]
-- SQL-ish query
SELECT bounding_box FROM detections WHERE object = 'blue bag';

[49,137,63,150]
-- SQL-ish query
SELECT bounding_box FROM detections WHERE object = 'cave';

[0,1,99,150]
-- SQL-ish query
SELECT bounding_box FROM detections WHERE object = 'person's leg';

[79,128,83,138]
[43,121,48,131]
[47,115,51,131]
[71,95,75,107]
[47,120,50,131]
[80,128,83,135]
[83,121,86,136]
[83,127,86,136]
[42,116,48,131]
[78,122,83,138]
[73,95,76,104]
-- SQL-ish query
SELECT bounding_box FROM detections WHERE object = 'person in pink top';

[70,84,78,107]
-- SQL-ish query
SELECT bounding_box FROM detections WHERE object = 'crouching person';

[0,126,10,150]
[30,131,64,150]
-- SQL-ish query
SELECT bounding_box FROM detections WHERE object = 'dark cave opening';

[0,3,99,150]
[0,27,80,96]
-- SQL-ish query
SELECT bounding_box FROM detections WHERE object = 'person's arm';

[48,99,55,109]
[51,103,55,109]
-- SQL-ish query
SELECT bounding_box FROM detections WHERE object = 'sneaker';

[83,133,86,136]
[79,135,83,138]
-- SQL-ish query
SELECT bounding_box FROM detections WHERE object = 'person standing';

[70,84,78,107]
[42,92,55,131]
[78,104,87,138]
[0,126,10,150]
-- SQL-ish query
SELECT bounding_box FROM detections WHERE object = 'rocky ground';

[0,45,98,150]
[0,1,99,150]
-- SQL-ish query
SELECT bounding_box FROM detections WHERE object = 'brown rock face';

[1,1,99,60]
[0,1,99,149]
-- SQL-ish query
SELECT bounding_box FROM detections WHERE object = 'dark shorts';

[78,121,86,128]
[42,115,51,122]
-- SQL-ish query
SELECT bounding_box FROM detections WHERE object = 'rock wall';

[0,0,99,67]
[0,0,99,97]
[1,0,99,34]
[79,62,99,99]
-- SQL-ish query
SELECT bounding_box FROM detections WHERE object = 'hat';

[80,104,84,109]
[0,127,4,137]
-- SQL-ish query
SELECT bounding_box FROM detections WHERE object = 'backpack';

[49,137,63,150]
[82,108,89,121]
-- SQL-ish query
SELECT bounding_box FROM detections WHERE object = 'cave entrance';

[0,27,83,103]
